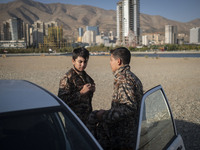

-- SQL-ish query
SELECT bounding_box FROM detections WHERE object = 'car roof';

[0,80,60,114]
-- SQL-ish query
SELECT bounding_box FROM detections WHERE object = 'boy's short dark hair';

[72,47,89,61]
[110,47,131,65]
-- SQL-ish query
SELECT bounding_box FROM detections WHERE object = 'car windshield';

[0,108,100,150]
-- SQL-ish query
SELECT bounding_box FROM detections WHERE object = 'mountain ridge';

[0,0,200,38]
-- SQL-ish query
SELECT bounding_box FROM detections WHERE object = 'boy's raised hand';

[80,83,95,95]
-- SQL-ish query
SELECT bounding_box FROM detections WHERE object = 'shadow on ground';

[175,119,200,150]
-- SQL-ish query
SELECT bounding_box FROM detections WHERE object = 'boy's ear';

[117,58,122,66]
[72,58,75,64]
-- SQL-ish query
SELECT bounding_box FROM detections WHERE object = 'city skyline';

[1,0,200,23]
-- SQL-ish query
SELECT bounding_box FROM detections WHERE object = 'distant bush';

[86,44,114,52]
[164,44,200,51]
[1,44,199,54]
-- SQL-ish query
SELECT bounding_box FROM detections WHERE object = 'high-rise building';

[1,17,24,41]
[32,20,59,47]
[86,26,99,35]
[165,25,177,44]
[77,27,84,42]
[108,31,114,41]
[45,21,58,36]
[10,18,19,40]
[0,17,27,49]
[32,21,45,47]
[117,1,123,44]
[0,26,1,40]
[2,21,11,40]
[117,0,140,46]
[41,26,65,49]
[190,27,200,44]
[29,27,33,46]
[79,28,84,37]
[82,30,96,46]
[10,18,24,40]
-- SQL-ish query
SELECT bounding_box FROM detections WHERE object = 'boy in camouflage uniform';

[58,47,95,125]
[87,47,143,149]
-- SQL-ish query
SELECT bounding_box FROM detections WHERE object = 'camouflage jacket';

[58,68,94,124]
[103,64,143,123]
[88,65,143,149]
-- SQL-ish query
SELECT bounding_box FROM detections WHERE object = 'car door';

[136,85,185,150]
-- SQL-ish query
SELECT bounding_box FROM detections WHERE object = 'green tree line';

[1,44,200,54]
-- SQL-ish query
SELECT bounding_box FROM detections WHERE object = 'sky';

[1,0,200,23]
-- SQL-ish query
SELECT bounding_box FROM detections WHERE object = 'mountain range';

[0,0,200,38]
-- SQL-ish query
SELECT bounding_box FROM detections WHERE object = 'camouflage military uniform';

[58,68,95,124]
[87,65,143,149]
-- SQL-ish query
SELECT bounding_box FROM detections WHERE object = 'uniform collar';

[114,64,130,77]
[73,66,85,76]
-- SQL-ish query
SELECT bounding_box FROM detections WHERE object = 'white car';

[0,80,103,150]
[0,80,185,150]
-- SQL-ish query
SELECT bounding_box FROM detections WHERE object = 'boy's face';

[110,54,120,72]
[72,56,88,72]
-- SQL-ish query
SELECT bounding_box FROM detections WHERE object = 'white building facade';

[117,0,140,46]
[165,25,177,44]
[190,27,200,44]
[142,33,165,46]
[82,30,96,46]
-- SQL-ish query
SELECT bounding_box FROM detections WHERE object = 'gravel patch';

[0,55,200,149]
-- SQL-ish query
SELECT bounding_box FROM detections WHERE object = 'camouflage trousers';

[87,111,137,150]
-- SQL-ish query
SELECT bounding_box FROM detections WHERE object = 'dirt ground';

[0,55,200,149]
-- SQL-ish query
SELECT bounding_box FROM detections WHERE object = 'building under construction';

[39,26,66,49]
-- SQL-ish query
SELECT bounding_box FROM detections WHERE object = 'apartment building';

[190,27,200,44]
[165,25,177,44]
[142,33,165,46]
[116,0,140,46]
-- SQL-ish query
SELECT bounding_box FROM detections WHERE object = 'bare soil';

[0,55,199,149]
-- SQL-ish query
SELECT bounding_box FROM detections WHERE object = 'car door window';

[0,109,101,150]
[0,112,66,150]
[57,111,101,150]
[137,86,176,150]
